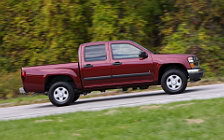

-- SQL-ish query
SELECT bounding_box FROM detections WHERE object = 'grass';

[0,94,48,107]
[0,98,224,140]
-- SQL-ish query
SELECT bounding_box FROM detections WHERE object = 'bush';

[0,71,22,99]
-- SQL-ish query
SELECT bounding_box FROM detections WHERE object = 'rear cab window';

[84,44,106,61]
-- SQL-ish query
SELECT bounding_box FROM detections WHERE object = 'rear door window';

[84,44,106,61]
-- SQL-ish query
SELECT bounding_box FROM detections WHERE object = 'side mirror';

[139,51,148,59]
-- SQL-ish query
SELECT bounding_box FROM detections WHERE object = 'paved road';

[0,84,224,121]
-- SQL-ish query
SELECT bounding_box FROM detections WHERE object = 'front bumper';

[19,87,27,94]
[187,68,204,81]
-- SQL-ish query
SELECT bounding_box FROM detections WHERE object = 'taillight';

[21,70,26,79]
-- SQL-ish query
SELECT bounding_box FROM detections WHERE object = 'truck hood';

[152,54,194,59]
[151,54,195,66]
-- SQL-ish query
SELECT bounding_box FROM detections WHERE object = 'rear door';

[109,41,154,86]
[80,42,112,89]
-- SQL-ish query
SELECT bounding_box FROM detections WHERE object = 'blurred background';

[0,0,224,100]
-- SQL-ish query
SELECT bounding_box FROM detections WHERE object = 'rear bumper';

[187,68,204,81]
[19,87,27,94]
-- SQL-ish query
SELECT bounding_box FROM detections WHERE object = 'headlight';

[188,56,199,68]
[188,56,194,63]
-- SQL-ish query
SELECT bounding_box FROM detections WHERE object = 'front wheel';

[48,82,75,107]
[161,69,187,94]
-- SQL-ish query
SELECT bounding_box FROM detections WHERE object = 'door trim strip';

[84,75,112,81]
[112,72,151,78]
[84,72,151,81]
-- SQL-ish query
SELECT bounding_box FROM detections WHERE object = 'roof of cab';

[80,40,134,46]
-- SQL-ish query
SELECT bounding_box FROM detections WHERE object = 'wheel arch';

[45,75,76,92]
[158,63,188,84]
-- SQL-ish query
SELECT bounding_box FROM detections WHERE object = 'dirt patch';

[34,119,53,123]
[47,131,55,135]
[169,103,194,109]
[185,119,204,124]
[139,105,160,110]
[118,125,129,129]
[72,133,81,136]
[56,117,64,122]
[57,119,64,122]
[104,110,120,115]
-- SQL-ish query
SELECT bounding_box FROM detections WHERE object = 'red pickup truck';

[20,40,204,106]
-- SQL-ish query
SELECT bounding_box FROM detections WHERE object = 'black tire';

[48,82,75,107]
[161,69,187,94]
[72,94,80,102]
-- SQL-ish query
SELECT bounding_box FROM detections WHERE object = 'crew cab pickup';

[20,40,204,106]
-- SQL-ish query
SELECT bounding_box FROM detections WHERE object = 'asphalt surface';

[0,84,224,121]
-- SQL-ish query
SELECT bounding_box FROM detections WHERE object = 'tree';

[0,0,89,72]
[89,0,146,43]
[161,0,224,76]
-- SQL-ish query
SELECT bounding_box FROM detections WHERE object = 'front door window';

[111,43,142,59]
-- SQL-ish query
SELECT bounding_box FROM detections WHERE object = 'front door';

[109,41,154,86]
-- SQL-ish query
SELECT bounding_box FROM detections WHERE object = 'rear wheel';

[48,82,75,106]
[161,69,187,94]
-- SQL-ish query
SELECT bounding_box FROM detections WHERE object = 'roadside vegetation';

[1,0,224,75]
[0,0,224,101]
[0,98,224,140]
